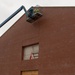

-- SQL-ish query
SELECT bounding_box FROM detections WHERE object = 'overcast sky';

[0,0,75,37]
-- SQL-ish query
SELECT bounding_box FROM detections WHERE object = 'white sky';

[0,0,75,37]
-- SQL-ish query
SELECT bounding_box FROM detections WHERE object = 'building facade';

[0,7,75,75]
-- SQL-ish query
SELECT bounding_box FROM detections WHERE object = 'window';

[23,44,39,60]
[22,70,38,75]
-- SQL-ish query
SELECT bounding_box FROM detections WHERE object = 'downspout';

[0,5,27,28]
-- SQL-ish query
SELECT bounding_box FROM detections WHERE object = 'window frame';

[22,43,39,60]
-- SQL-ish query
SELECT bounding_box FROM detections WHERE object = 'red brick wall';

[0,7,75,75]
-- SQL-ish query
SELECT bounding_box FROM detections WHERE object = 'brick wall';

[0,7,75,75]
